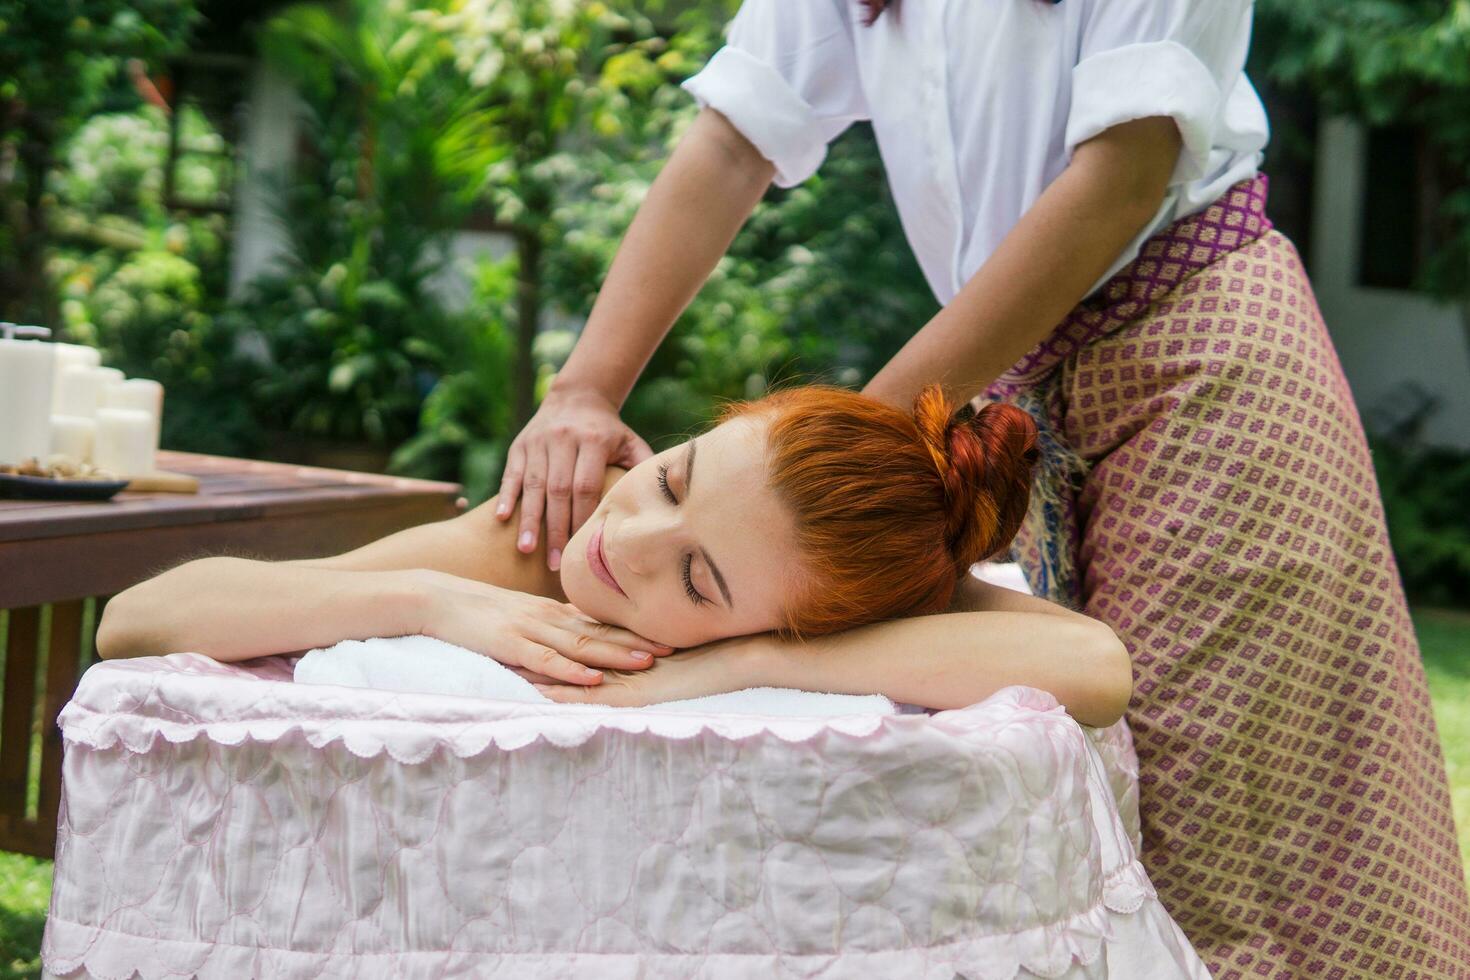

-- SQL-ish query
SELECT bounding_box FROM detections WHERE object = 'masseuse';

[495,0,1470,974]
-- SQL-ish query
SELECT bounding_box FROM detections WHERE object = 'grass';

[0,853,49,980]
[1417,606,1470,869]
[0,609,1466,979]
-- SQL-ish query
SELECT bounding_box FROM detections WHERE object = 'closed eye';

[682,553,710,607]
[657,462,676,504]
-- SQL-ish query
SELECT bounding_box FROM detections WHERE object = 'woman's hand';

[495,387,654,570]
[410,569,673,685]
[533,635,769,707]
[494,109,774,569]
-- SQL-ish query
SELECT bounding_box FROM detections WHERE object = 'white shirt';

[682,0,1270,304]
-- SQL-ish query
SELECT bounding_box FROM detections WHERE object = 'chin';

[558,558,596,612]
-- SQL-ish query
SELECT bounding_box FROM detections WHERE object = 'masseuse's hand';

[496,387,654,571]
[533,636,766,706]
[410,569,672,685]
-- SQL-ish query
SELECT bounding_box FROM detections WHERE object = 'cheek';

[613,597,728,650]
[618,601,705,649]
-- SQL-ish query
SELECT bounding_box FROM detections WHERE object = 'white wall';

[1310,117,1470,450]
[228,62,298,298]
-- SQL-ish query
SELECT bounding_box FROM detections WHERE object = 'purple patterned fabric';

[989,175,1273,400]
[985,176,1470,977]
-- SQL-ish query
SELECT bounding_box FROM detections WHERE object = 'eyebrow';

[686,439,733,610]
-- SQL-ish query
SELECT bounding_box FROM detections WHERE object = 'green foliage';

[1415,608,1470,869]
[47,102,260,455]
[57,249,265,454]
[1372,438,1470,606]
[539,102,794,445]
[50,105,229,283]
[390,257,518,502]
[1254,0,1470,302]
[53,106,225,223]
[240,261,450,444]
[737,128,937,383]
[236,0,511,445]
[0,0,200,321]
[540,108,932,447]
[0,851,50,980]
[0,0,198,123]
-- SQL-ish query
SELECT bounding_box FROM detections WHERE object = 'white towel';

[294,634,903,716]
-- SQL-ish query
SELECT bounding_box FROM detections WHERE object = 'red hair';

[721,384,1038,638]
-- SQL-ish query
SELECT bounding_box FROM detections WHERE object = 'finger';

[542,625,657,671]
[516,443,550,553]
[543,438,579,571]
[519,640,603,686]
[568,443,610,542]
[535,683,598,704]
[614,429,655,469]
[506,665,567,686]
[496,441,527,521]
[563,614,675,655]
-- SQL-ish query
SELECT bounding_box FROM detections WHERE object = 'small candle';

[0,335,56,465]
[93,408,156,478]
[50,415,96,463]
[50,343,101,413]
[102,378,164,450]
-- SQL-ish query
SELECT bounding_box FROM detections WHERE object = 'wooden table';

[0,451,462,858]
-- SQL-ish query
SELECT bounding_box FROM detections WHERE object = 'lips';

[587,521,626,597]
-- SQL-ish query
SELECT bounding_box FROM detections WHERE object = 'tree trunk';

[513,229,542,431]
[6,113,58,326]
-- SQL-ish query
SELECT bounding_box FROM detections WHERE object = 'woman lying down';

[96,385,1132,727]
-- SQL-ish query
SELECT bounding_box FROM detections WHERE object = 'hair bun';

[913,386,1039,571]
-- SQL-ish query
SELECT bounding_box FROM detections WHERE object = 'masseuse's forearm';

[97,557,421,662]
[750,612,1132,727]
[864,116,1182,409]
[552,107,775,406]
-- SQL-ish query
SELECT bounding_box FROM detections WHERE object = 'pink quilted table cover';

[43,654,1209,979]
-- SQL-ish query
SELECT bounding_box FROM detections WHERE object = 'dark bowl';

[0,472,130,501]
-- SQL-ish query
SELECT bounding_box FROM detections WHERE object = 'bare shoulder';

[292,466,630,599]
[946,570,1082,619]
[437,465,632,596]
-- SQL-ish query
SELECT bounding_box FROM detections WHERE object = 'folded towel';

[294,634,902,716]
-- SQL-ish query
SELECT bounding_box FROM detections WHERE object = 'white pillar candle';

[93,407,156,478]
[50,343,101,413]
[56,365,116,418]
[50,414,96,463]
[0,336,56,465]
[95,366,125,405]
[102,378,164,450]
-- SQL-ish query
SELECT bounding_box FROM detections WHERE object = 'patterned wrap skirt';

[983,175,1470,978]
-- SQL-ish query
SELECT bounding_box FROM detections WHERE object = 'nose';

[613,509,678,578]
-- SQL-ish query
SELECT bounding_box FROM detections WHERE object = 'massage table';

[41,570,1209,979]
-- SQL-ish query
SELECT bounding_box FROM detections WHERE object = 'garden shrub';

[1372,438,1470,608]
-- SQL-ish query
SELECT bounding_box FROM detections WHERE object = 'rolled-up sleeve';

[1065,0,1254,185]
[681,0,868,188]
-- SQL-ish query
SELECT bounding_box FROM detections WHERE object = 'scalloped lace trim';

[59,656,1075,763]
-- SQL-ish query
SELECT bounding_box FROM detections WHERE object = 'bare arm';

[748,575,1133,727]
[499,107,776,563]
[549,107,776,410]
[541,572,1134,727]
[864,116,1182,409]
[95,560,425,663]
[95,470,668,679]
